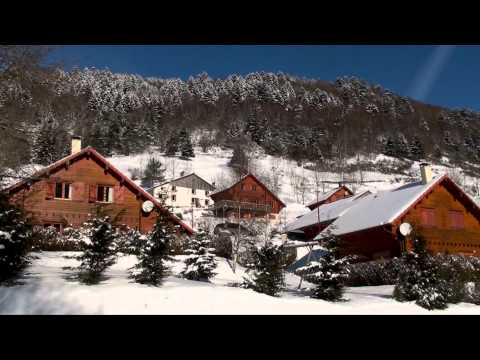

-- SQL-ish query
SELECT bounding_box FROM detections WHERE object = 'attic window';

[55,183,71,199]
[97,186,113,203]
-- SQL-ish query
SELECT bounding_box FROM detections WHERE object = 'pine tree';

[141,157,166,189]
[229,145,249,175]
[393,236,448,310]
[409,136,425,160]
[295,234,350,301]
[243,235,286,297]
[383,136,397,157]
[0,194,32,284]
[129,210,176,286]
[74,216,119,284]
[181,229,217,281]
[179,128,195,159]
[165,131,179,156]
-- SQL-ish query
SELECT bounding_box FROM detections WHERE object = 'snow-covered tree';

[0,194,32,283]
[74,216,119,284]
[129,210,176,286]
[243,234,286,297]
[181,229,217,281]
[141,157,166,189]
[165,131,179,156]
[179,128,195,159]
[295,233,350,301]
[393,236,448,310]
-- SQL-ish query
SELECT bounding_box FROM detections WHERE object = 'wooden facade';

[4,147,193,236]
[337,176,480,260]
[306,186,353,210]
[209,174,286,220]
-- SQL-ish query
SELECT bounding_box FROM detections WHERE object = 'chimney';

[420,163,433,184]
[71,136,82,155]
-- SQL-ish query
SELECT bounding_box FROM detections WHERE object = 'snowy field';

[1,252,480,315]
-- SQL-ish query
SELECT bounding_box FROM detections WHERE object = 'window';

[54,183,71,199]
[206,190,209,196]
[192,188,196,194]
[205,199,209,206]
[171,185,176,192]
[97,186,113,203]
[420,208,436,227]
[449,210,464,229]
[171,195,176,202]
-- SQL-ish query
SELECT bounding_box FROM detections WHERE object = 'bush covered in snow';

[181,229,217,281]
[31,226,82,252]
[295,234,351,301]
[129,211,176,286]
[72,216,119,285]
[0,194,33,283]
[345,258,403,287]
[242,235,287,297]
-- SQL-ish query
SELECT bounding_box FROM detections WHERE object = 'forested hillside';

[2,45,480,184]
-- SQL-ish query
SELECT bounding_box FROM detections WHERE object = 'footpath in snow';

[1,252,480,315]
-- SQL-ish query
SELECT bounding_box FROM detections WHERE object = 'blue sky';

[48,45,480,110]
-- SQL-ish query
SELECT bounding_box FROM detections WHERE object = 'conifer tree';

[243,234,286,297]
[409,136,425,160]
[165,131,179,156]
[295,233,350,301]
[229,145,249,175]
[74,216,119,284]
[393,236,448,310]
[179,128,195,159]
[129,210,176,286]
[181,229,217,281]
[0,194,32,284]
[141,157,166,189]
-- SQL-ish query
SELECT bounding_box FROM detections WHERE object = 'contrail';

[407,45,456,102]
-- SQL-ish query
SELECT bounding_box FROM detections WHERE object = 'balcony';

[209,200,272,214]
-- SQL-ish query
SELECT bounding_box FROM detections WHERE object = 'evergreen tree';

[243,234,286,297]
[74,216,119,284]
[32,119,70,166]
[165,131,179,156]
[409,136,425,160]
[0,194,32,284]
[141,157,166,189]
[129,210,176,286]
[179,128,195,159]
[229,145,249,175]
[393,236,448,310]
[295,234,350,301]
[181,229,217,281]
[383,136,397,157]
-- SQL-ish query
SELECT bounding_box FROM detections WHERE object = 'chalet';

[306,185,354,210]
[209,173,286,223]
[148,173,215,209]
[308,164,480,260]
[2,137,194,236]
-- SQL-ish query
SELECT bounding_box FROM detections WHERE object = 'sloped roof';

[315,174,480,239]
[285,191,371,232]
[210,173,286,208]
[306,185,353,208]
[3,147,194,235]
[149,172,215,192]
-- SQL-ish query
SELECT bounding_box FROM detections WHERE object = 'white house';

[149,173,216,210]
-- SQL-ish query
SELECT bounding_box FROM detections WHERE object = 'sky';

[48,45,480,111]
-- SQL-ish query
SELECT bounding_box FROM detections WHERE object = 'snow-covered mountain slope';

[107,146,480,231]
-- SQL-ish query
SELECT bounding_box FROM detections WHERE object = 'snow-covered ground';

[1,252,479,314]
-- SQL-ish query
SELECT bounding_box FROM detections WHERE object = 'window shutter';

[45,180,55,200]
[88,184,97,203]
[71,182,85,201]
[114,185,125,204]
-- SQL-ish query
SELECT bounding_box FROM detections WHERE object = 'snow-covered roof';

[315,175,446,238]
[285,191,371,232]
[305,187,344,207]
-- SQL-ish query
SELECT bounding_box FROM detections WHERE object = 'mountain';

[2,63,480,177]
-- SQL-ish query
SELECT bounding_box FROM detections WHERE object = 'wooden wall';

[9,154,160,233]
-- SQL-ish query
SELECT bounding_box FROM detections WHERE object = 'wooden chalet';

[2,137,193,236]
[209,173,286,222]
[306,185,353,210]
[309,165,480,260]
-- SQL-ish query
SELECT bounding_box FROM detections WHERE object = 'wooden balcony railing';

[209,199,272,213]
